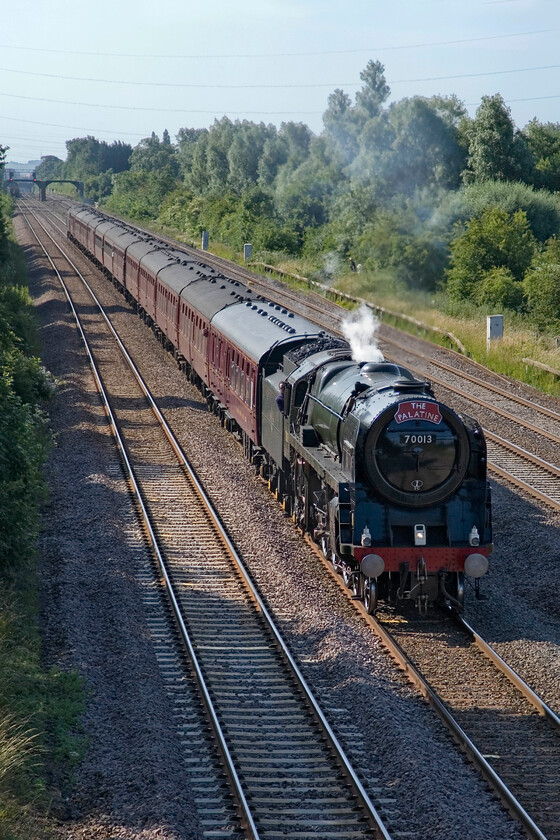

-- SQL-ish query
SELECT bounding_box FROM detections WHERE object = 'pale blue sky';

[2,0,559,163]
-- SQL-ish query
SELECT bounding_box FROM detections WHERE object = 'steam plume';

[341,304,384,363]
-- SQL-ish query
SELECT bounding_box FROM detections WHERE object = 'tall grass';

[333,270,560,397]
[0,715,39,793]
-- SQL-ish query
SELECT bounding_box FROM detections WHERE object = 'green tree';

[205,117,235,191]
[355,60,391,124]
[187,130,211,192]
[523,237,560,331]
[257,130,287,186]
[36,155,63,180]
[63,136,104,178]
[523,119,560,192]
[446,206,536,301]
[226,121,275,194]
[475,266,524,310]
[105,168,178,219]
[100,140,132,174]
[353,209,446,291]
[61,137,131,181]
[462,94,529,183]
[436,180,560,243]
[176,127,209,178]
[130,132,179,178]
[323,88,358,163]
[385,97,466,192]
[84,171,114,203]
[0,196,51,567]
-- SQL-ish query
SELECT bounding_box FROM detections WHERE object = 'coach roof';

[211,297,322,364]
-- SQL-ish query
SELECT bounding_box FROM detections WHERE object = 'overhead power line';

[0,113,148,137]
[0,28,554,59]
[3,86,560,123]
[0,91,321,115]
[2,62,560,89]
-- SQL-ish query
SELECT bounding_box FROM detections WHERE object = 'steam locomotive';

[68,205,492,613]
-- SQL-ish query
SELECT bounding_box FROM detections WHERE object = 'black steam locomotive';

[68,206,492,613]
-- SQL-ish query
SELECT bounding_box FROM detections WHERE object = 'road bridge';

[5,174,84,200]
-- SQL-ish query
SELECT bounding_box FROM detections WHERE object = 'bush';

[446,206,536,301]
[523,237,560,332]
[437,180,560,242]
[354,215,446,291]
[475,266,524,310]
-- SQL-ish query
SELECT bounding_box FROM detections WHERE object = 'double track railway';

[21,196,560,839]
[20,198,393,839]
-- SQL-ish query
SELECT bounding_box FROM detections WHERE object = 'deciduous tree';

[462,94,528,183]
[446,206,536,301]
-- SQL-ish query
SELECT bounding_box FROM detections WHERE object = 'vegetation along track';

[368,606,560,840]
[20,198,394,839]
[45,196,560,510]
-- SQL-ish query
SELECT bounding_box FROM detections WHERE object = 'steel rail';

[484,430,560,510]
[457,615,560,731]
[299,531,556,840]
[343,579,549,839]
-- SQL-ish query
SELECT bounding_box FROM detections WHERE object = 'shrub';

[437,180,560,242]
[523,237,560,331]
[446,206,536,301]
[475,266,524,310]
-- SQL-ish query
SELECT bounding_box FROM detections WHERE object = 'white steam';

[322,251,342,282]
[341,304,384,363]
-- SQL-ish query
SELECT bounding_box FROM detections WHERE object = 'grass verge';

[0,561,87,839]
[0,197,87,837]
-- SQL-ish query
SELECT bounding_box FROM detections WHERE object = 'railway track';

[25,197,560,838]
[370,607,560,840]
[484,431,560,509]
[20,198,394,839]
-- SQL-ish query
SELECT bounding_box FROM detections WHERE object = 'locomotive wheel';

[452,572,465,609]
[320,535,330,559]
[363,577,378,614]
[457,572,465,607]
[352,571,360,598]
[331,551,341,573]
[342,564,352,588]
